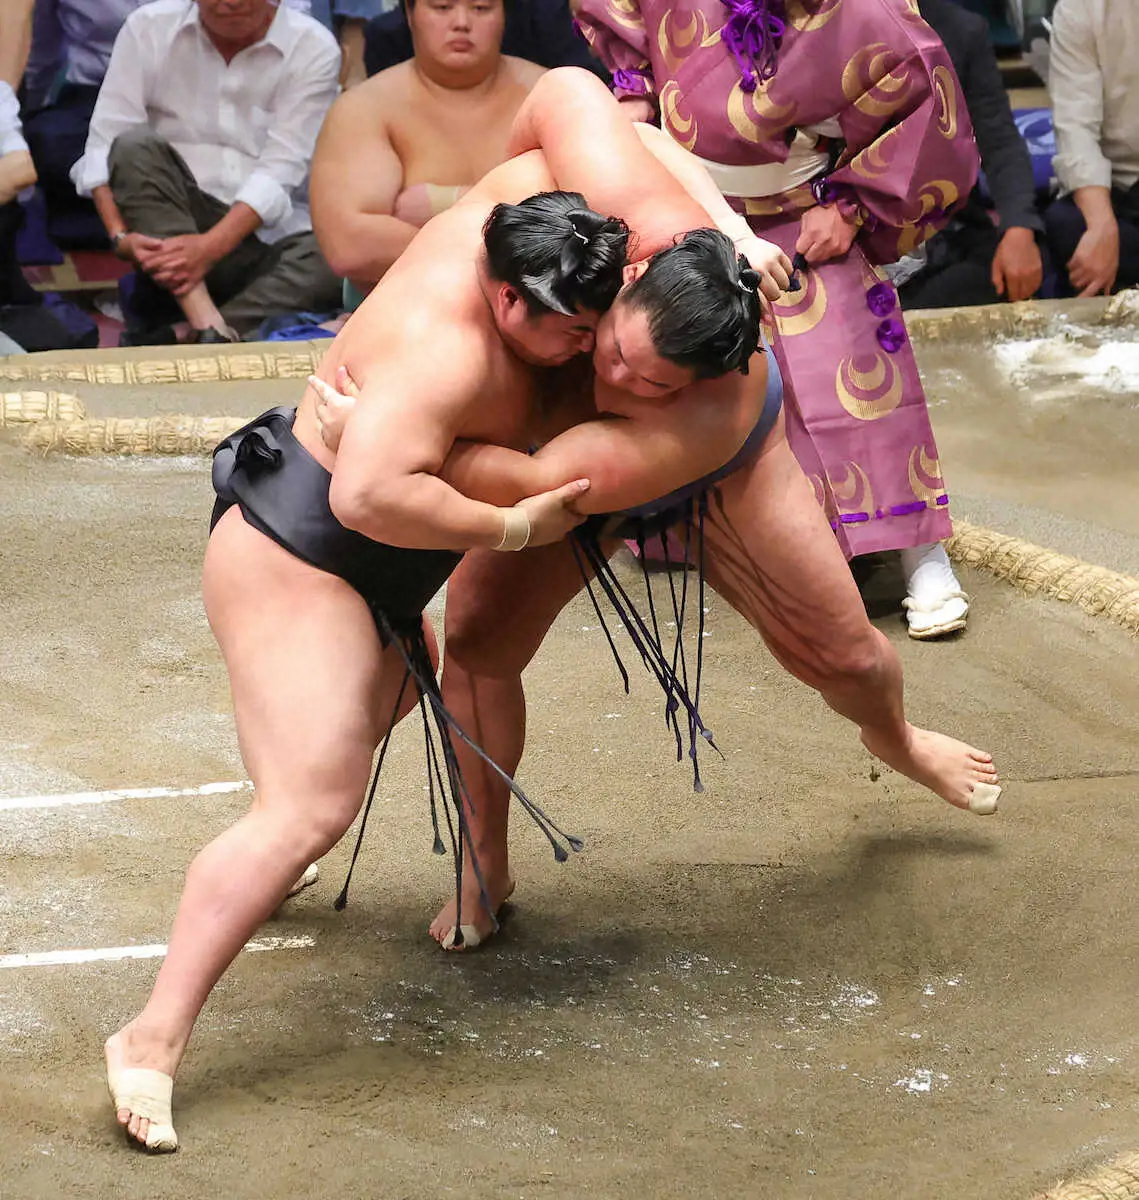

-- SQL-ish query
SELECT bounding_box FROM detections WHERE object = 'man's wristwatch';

[111,230,129,252]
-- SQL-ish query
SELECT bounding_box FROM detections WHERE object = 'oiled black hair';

[482,191,630,316]
[624,228,763,377]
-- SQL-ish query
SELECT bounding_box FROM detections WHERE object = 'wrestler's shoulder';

[330,64,410,125]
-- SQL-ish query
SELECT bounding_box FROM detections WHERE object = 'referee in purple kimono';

[575,0,979,639]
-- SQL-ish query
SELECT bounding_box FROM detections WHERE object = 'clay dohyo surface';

[2,309,1138,1199]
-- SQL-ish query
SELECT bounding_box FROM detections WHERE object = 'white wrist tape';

[493,506,531,552]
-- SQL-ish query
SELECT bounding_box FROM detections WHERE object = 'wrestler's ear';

[492,284,522,324]
[621,260,649,287]
[504,284,528,312]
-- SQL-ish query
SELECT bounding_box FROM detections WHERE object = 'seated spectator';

[72,0,343,344]
[0,0,36,207]
[21,0,151,248]
[1043,0,1139,297]
[897,0,1044,310]
[1,0,98,355]
[311,0,543,296]
[363,0,607,80]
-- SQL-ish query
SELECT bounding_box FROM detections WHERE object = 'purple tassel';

[866,282,897,318]
[720,0,785,93]
[612,67,650,95]
[876,317,907,354]
[811,175,837,206]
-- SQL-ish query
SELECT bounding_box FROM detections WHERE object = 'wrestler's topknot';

[623,228,763,378]
[482,191,630,316]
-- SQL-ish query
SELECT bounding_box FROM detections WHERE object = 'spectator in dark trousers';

[73,0,343,344]
[898,0,1044,309]
[363,0,608,80]
[1043,0,1139,297]
[21,0,150,246]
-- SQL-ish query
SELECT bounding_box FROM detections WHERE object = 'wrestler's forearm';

[506,67,708,244]
[330,468,519,551]
[442,431,724,515]
[530,415,750,515]
[440,441,554,506]
[633,124,751,243]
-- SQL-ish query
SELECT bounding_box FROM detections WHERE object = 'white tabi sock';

[900,540,962,603]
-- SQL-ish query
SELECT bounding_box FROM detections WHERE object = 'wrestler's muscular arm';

[319,364,762,514]
[446,377,762,513]
[507,67,711,254]
[326,329,589,551]
[630,124,792,297]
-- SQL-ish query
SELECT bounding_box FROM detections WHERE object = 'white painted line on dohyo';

[0,781,252,812]
[0,935,313,971]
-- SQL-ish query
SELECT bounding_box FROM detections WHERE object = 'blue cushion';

[1012,106,1057,193]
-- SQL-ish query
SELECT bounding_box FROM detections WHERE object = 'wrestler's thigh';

[697,423,872,670]
[443,539,601,677]
[203,507,390,803]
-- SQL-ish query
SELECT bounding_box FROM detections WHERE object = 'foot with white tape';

[105,1025,182,1152]
[285,862,319,898]
[862,725,1001,816]
[430,873,515,952]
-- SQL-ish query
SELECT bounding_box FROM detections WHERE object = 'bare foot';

[428,865,515,951]
[861,724,1000,813]
[105,1021,185,1151]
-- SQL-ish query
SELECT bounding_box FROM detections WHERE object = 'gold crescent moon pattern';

[785,0,843,33]
[771,268,828,337]
[658,9,720,72]
[842,44,914,120]
[907,444,946,503]
[829,461,874,514]
[605,0,645,35]
[835,352,903,420]
[661,81,699,150]
[744,183,816,218]
[932,64,959,139]
[806,473,827,510]
[849,126,900,181]
[727,77,798,143]
[895,178,961,254]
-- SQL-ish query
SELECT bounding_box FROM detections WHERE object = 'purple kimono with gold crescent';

[576,0,979,557]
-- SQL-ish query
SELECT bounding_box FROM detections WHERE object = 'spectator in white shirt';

[1044,0,1139,297]
[0,0,36,207]
[72,0,343,343]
